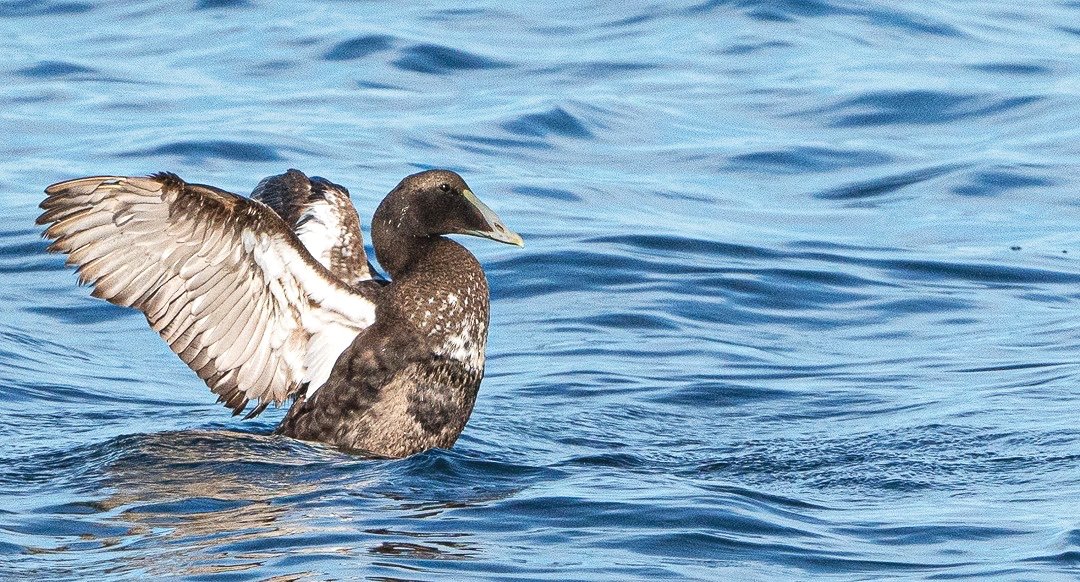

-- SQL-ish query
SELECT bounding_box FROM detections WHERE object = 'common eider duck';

[37,169,523,458]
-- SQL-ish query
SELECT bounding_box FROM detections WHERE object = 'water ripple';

[511,185,582,202]
[689,1,963,37]
[323,34,395,61]
[195,0,248,9]
[952,167,1055,197]
[15,61,95,78]
[728,146,892,174]
[815,163,966,200]
[0,0,92,17]
[392,44,510,75]
[537,61,658,79]
[721,40,791,55]
[120,140,286,162]
[501,107,594,139]
[821,91,1041,127]
[969,62,1054,76]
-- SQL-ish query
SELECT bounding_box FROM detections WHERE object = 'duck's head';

[373,170,523,273]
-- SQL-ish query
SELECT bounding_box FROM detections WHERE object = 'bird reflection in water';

[74,430,485,578]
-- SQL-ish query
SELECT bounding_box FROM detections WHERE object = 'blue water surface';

[1,1,1079,580]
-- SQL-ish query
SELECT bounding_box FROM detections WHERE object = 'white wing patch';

[295,201,342,273]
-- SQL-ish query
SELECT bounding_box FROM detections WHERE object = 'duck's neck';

[371,197,433,277]
[372,228,431,278]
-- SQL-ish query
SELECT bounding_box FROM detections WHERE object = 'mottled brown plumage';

[37,169,522,458]
[278,238,490,456]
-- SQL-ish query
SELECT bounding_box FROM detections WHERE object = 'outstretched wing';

[251,169,382,287]
[38,173,377,418]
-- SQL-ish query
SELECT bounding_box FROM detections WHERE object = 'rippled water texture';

[2,1,1080,579]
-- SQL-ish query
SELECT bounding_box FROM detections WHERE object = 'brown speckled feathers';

[277,238,489,457]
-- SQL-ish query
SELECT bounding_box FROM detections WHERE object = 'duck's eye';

[438,183,451,193]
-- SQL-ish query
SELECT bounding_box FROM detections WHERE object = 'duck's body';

[279,238,489,456]
[37,169,521,458]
